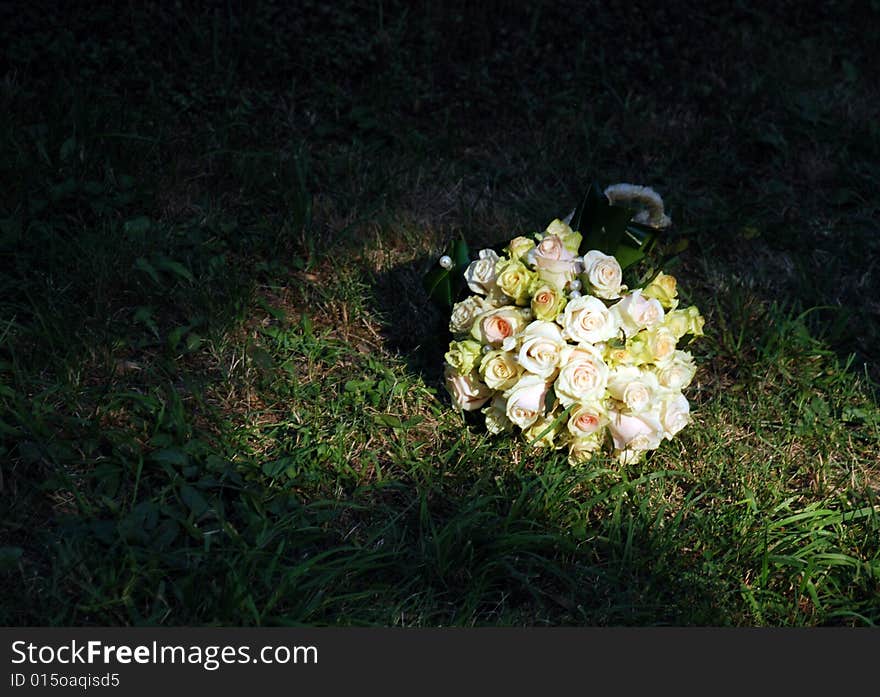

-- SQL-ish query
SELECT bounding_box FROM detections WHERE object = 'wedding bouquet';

[425,182,704,465]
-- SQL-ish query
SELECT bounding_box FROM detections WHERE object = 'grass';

[0,0,878,626]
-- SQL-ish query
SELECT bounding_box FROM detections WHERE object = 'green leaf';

[0,546,23,572]
[151,448,189,467]
[180,485,210,518]
[134,257,161,285]
[154,256,195,283]
[123,216,152,237]
[423,239,471,308]
[59,136,77,163]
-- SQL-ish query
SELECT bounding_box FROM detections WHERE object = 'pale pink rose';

[606,366,659,413]
[607,409,664,451]
[567,402,608,437]
[531,235,578,287]
[471,307,525,347]
[503,374,550,430]
[610,290,665,338]
[444,365,492,411]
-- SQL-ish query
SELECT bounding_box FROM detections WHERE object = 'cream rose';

[471,307,525,348]
[610,289,664,338]
[555,344,609,407]
[449,295,486,335]
[654,350,697,390]
[562,295,619,344]
[444,366,492,411]
[517,321,565,378]
[582,250,624,300]
[659,392,691,440]
[644,326,678,363]
[503,374,550,430]
[607,366,660,413]
[464,249,500,295]
[479,349,521,390]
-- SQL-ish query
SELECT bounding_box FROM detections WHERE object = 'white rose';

[607,366,660,413]
[654,350,697,390]
[582,250,624,300]
[562,295,619,345]
[555,344,609,407]
[503,374,550,430]
[449,296,487,335]
[444,365,492,411]
[517,321,565,378]
[464,249,500,295]
[659,392,691,440]
[610,290,664,338]
[607,409,664,451]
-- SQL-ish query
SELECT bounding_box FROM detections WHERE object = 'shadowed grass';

[1,0,878,626]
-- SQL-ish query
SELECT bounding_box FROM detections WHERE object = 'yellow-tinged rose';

[628,326,678,365]
[444,340,483,376]
[663,305,704,339]
[530,282,567,321]
[568,431,604,465]
[495,258,535,306]
[506,236,536,262]
[544,218,583,255]
[479,349,521,390]
[642,272,679,309]
[524,411,565,449]
[482,396,514,434]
